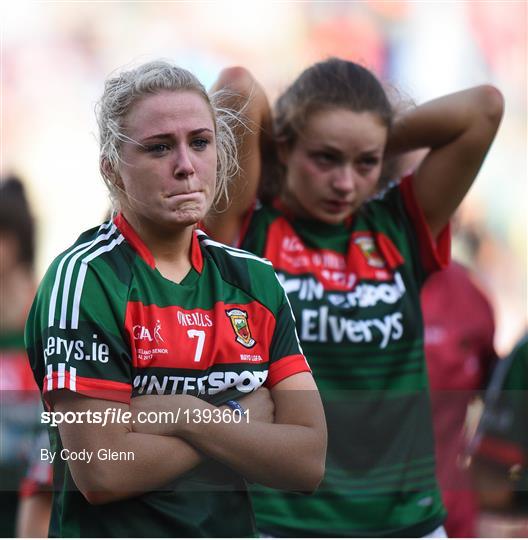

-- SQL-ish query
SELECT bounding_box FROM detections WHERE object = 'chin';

[318,211,351,225]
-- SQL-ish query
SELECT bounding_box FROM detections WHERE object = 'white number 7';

[187,329,206,363]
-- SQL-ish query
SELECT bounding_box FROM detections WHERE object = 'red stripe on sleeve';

[476,435,526,468]
[399,175,451,274]
[266,354,311,388]
[19,478,42,499]
[43,372,131,405]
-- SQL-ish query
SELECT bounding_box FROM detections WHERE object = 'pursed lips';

[164,190,203,198]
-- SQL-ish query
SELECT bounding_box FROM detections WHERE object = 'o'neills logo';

[226,308,256,348]
[354,235,385,268]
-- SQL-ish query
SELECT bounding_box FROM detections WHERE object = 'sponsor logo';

[43,335,109,364]
[133,369,268,396]
[354,235,385,268]
[176,311,213,327]
[300,307,403,349]
[226,308,256,348]
[279,272,406,306]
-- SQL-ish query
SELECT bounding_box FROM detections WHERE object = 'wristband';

[225,400,247,415]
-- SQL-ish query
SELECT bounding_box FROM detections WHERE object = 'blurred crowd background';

[3,0,526,355]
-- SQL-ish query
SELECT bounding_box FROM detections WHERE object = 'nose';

[332,164,357,195]
[173,145,195,180]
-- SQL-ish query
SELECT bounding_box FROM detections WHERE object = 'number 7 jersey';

[25,212,310,537]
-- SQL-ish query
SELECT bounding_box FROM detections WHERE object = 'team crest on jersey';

[354,235,385,268]
[226,309,256,348]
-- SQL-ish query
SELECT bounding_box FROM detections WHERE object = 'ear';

[101,158,123,189]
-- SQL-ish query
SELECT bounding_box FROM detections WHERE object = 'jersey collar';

[114,213,203,273]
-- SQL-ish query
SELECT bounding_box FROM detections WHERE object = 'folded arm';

[50,390,204,505]
[133,373,327,492]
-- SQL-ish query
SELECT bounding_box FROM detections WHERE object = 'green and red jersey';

[25,213,309,538]
[242,176,449,537]
[0,330,42,537]
[472,334,528,504]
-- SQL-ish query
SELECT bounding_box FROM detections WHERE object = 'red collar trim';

[190,228,204,273]
[114,213,155,268]
[113,213,203,273]
[272,196,296,220]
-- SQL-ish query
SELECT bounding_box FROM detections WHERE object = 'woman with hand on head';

[25,60,326,538]
[206,58,504,537]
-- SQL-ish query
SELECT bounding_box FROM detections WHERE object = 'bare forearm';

[386,85,503,237]
[178,401,325,492]
[386,85,503,157]
[65,430,203,504]
[53,393,204,504]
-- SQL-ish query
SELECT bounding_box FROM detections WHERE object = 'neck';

[122,211,194,284]
[279,190,312,220]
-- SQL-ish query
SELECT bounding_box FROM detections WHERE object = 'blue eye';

[191,138,210,151]
[145,143,171,154]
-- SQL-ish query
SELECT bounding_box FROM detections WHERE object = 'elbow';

[477,85,504,126]
[298,460,325,494]
[75,469,126,505]
[82,484,129,506]
[216,66,258,98]
[285,452,326,494]
[83,489,112,506]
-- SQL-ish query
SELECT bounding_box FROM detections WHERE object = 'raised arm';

[205,67,273,245]
[50,390,204,505]
[386,85,504,238]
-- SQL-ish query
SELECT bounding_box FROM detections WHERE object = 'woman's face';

[281,108,388,224]
[116,90,217,231]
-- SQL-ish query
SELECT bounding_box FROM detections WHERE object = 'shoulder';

[34,221,134,326]
[42,221,129,284]
[196,229,285,312]
[240,199,289,255]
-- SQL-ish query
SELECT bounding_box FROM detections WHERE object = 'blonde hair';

[95,60,238,210]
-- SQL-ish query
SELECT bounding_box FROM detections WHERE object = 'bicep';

[50,390,134,497]
[412,86,503,238]
[271,373,326,433]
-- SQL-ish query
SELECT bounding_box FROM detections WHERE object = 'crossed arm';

[51,372,326,505]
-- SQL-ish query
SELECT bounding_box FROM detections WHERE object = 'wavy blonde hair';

[95,60,238,211]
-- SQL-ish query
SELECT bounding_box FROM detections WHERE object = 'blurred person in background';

[0,176,42,537]
[205,58,504,537]
[422,255,498,537]
[468,332,528,537]
[25,60,326,537]
[16,429,53,537]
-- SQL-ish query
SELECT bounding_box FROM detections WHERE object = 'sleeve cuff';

[266,354,311,388]
[399,175,451,274]
[43,369,131,405]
